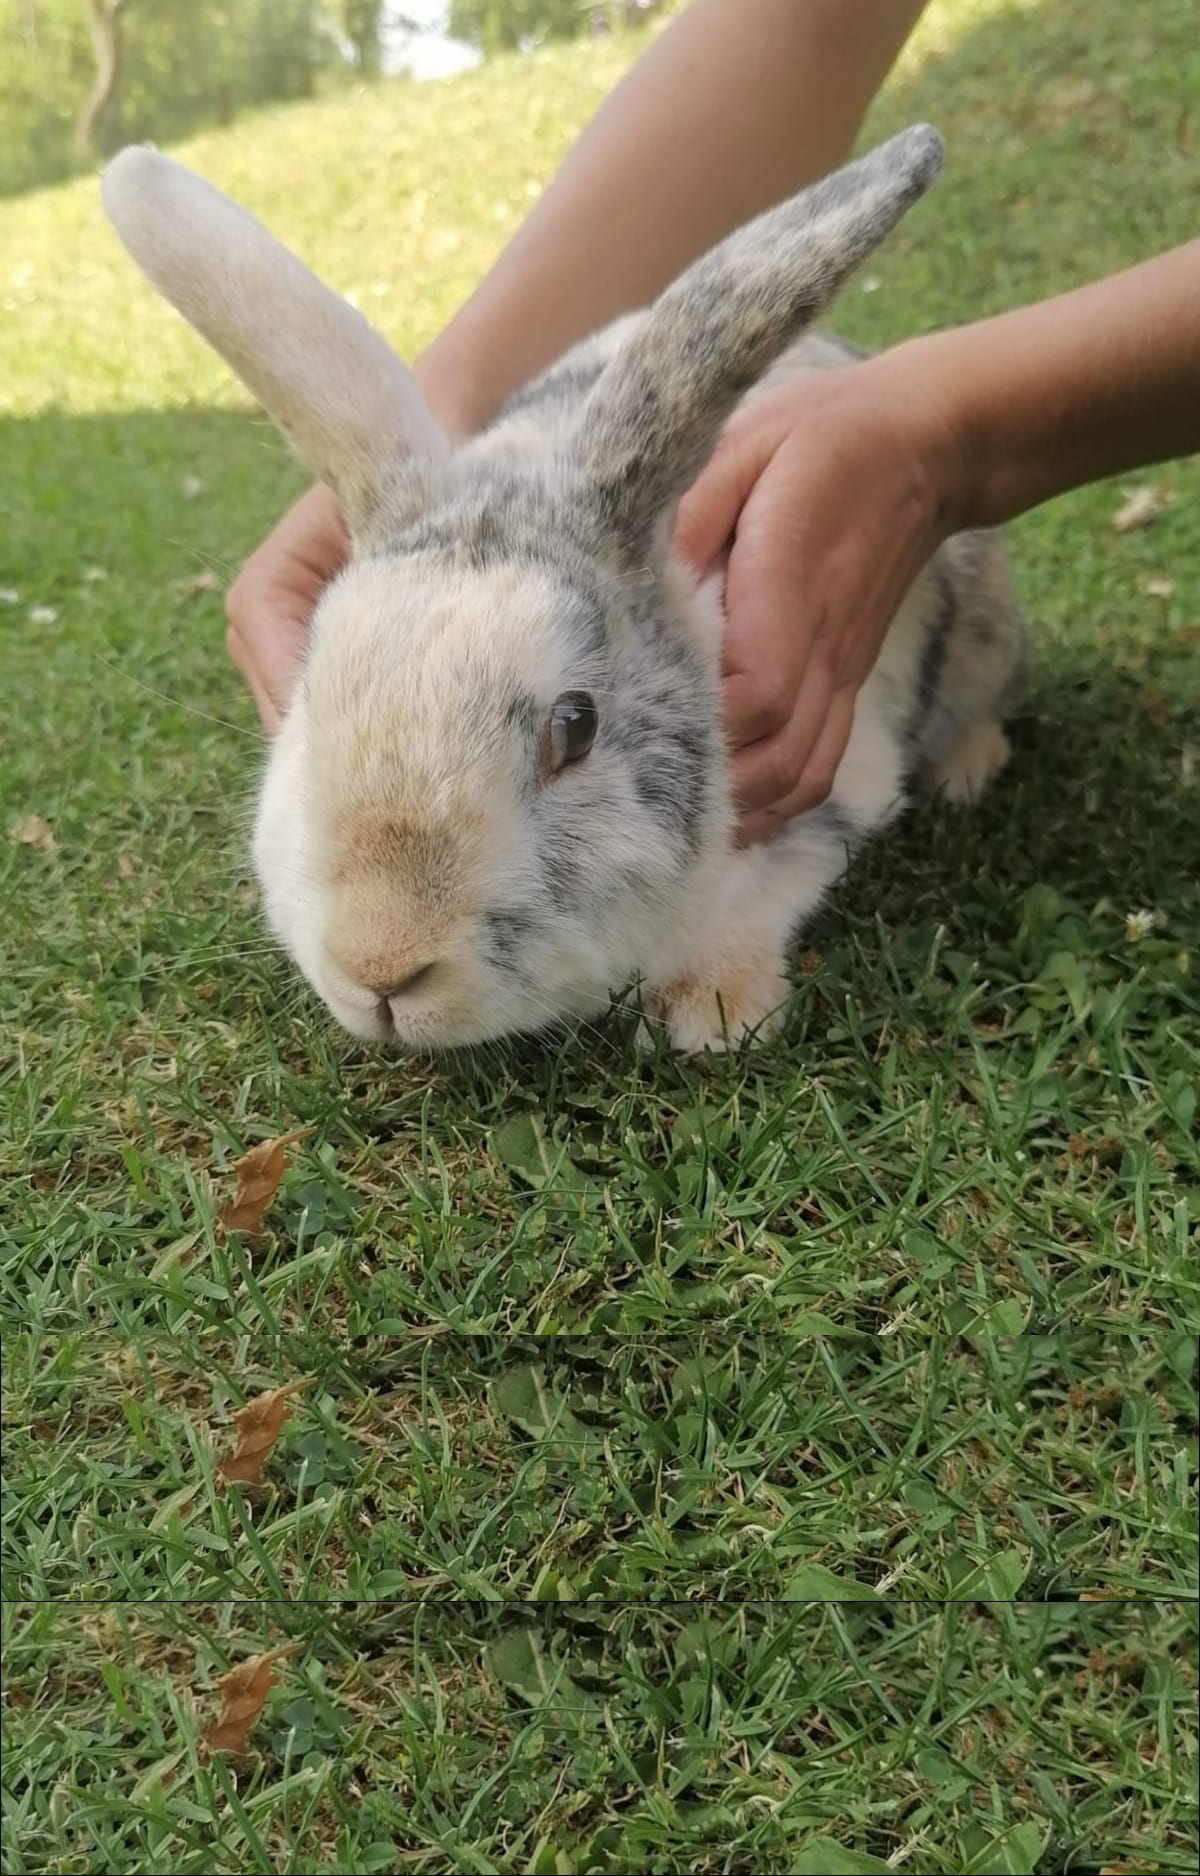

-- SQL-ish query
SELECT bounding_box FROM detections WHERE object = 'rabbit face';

[255,545,723,1046]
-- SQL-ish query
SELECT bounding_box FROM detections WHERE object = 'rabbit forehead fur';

[255,504,727,1048]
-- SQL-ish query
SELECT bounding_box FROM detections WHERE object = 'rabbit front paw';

[643,952,790,1055]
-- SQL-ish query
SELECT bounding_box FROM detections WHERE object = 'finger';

[226,613,283,735]
[251,674,283,738]
[719,501,831,747]
[226,581,309,732]
[792,684,856,812]
[736,686,856,844]
[722,668,795,751]
[674,427,767,575]
[730,653,836,811]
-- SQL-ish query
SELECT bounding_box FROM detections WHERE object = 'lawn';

[2,0,1198,1870]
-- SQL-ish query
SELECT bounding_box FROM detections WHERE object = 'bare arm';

[416,0,928,435]
[934,239,1200,530]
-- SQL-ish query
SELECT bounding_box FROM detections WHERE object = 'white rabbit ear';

[101,147,447,527]
[576,124,944,561]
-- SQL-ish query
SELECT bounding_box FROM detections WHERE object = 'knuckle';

[762,742,801,802]
[743,683,791,740]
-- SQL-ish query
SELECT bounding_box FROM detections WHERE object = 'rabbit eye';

[545,691,598,772]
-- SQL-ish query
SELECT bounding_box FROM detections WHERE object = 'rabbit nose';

[369,963,436,1002]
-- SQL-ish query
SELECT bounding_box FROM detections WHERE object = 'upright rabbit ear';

[101,147,447,532]
[576,124,944,561]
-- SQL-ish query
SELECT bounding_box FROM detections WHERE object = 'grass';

[1,1,1197,1345]
[3,1601,1198,1875]
[2,1331,1195,1604]
[1,0,1198,1871]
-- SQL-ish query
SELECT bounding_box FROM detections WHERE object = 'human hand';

[676,343,966,844]
[225,482,349,733]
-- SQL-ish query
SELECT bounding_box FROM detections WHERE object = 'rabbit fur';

[102,125,1027,1054]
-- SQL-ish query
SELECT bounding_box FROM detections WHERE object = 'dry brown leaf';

[1143,576,1174,598]
[201,1643,299,1754]
[117,851,135,881]
[1079,1586,1139,1600]
[217,1378,313,1486]
[1112,484,1167,532]
[12,814,55,852]
[217,1127,311,1235]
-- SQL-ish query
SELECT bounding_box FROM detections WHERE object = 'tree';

[74,0,132,157]
[341,0,384,76]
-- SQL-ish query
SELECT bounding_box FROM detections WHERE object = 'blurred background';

[0,1,667,199]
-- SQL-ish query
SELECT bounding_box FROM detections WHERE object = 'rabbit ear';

[575,125,944,560]
[101,147,447,528]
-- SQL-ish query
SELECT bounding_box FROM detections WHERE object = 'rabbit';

[101,124,1028,1056]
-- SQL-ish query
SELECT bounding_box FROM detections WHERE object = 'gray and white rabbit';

[102,125,1027,1054]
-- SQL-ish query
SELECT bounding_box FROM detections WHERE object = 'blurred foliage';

[0,2,671,198]
[449,0,664,56]
[0,0,370,197]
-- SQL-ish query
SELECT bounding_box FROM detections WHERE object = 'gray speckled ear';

[102,147,447,533]
[577,124,944,558]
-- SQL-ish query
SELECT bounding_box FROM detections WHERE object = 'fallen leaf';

[1079,1586,1139,1600]
[201,1643,299,1754]
[1112,484,1167,532]
[118,852,135,881]
[217,1127,311,1235]
[1143,576,1174,598]
[217,1378,313,1486]
[12,814,55,852]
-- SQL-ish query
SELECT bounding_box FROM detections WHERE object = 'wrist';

[413,326,494,444]
[875,333,982,539]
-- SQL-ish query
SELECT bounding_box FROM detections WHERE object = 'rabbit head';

[102,126,943,1048]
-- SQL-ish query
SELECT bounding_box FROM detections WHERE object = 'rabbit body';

[102,126,1027,1053]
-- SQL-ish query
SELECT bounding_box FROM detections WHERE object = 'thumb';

[674,426,768,575]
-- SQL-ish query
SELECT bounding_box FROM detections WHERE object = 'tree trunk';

[75,0,131,158]
[344,1,384,77]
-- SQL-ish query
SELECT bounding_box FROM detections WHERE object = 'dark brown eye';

[544,691,598,772]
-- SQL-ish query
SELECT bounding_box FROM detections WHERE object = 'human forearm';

[908,239,1200,533]
[415,0,927,435]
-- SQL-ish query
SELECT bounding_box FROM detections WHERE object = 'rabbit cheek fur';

[102,125,1027,1054]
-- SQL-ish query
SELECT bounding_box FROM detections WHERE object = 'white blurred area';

[379,3,482,81]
